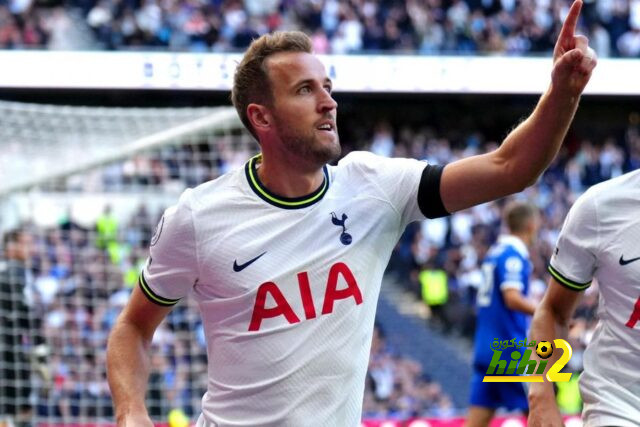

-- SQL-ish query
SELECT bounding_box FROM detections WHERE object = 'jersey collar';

[497,234,529,258]
[244,154,330,210]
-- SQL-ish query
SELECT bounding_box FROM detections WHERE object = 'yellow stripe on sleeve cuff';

[548,265,591,292]
[138,272,181,307]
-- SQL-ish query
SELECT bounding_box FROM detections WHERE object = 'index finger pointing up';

[559,0,583,42]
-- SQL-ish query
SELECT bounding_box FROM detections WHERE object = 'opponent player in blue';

[466,201,540,427]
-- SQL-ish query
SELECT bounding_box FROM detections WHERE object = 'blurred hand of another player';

[527,386,564,427]
[528,409,564,427]
[551,0,597,97]
[118,413,154,427]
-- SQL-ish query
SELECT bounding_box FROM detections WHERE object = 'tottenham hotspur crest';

[331,212,352,245]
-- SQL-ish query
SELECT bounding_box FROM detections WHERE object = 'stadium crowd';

[0,0,639,56]
[2,107,638,422]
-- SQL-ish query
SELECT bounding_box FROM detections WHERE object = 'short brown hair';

[504,200,538,233]
[231,31,312,139]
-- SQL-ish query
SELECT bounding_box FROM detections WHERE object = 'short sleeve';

[345,151,427,226]
[499,255,526,291]
[140,190,199,306]
[548,190,598,291]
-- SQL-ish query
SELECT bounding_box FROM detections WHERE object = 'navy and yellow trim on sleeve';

[245,154,329,209]
[548,264,592,292]
[138,272,181,307]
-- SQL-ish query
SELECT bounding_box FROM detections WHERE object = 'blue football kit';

[470,235,532,411]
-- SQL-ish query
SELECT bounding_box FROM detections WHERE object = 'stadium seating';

[1,0,639,56]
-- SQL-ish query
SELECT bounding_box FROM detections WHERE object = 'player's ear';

[247,104,271,133]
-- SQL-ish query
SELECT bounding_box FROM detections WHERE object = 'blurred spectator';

[617,26,640,56]
[1,229,41,423]
[419,261,449,332]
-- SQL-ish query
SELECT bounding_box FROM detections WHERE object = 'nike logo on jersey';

[619,255,640,266]
[233,252,267,272]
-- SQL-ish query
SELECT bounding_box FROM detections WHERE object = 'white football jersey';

[141,151,428,426]
[549,169,640,427]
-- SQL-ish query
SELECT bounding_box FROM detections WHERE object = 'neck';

[512,231,532,247]
[256,152,326,198]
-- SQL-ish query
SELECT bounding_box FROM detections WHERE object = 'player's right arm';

[528,183,597,426]
[438,0,596,214]
[107,285,173,426]
[107,191,199,426]
[527,277,582,427]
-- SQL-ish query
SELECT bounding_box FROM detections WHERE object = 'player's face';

[265,52,340,165]
[8,232,32,262]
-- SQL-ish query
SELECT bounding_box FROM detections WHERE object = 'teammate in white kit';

[107,2,596,425]
[528,169,640,427]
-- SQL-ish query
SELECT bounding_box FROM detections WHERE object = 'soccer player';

[527,169,640,427]
[106,1,596,425]
[466,201,540,427]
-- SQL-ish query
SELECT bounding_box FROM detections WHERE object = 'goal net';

[0,100,256,425]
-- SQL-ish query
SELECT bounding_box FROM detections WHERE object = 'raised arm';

[107,285,173,426]
[527,277,583,427]
[440,0,596,213]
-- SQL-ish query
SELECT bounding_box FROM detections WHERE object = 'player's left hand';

[550,0,597,97]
